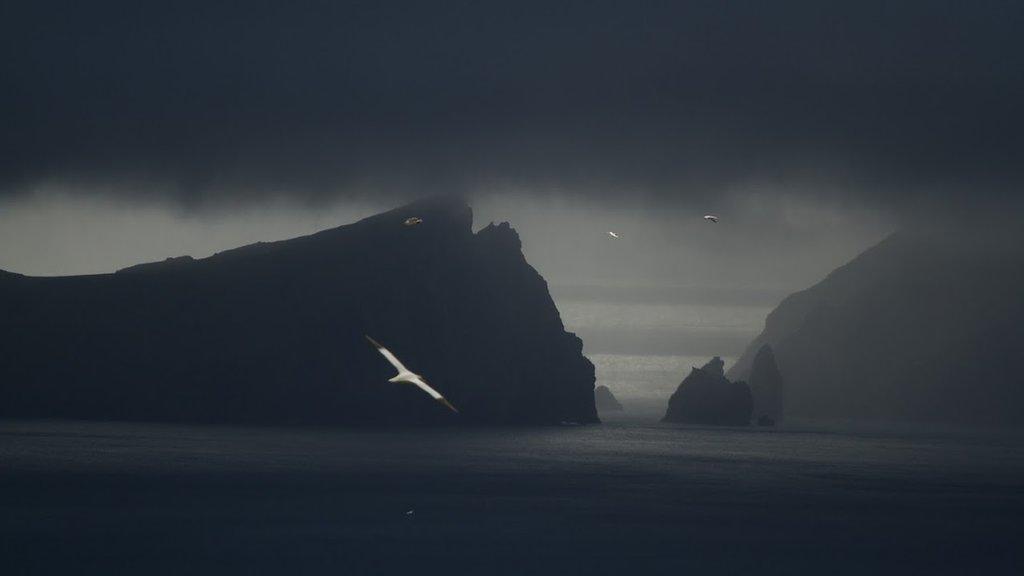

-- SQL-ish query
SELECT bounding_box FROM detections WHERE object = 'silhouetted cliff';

[0,197,598,425]
[728,228,1024,426]
[748,344,784,424]
[663,357,752,426]
[594,385,624,411]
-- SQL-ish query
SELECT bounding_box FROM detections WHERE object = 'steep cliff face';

[728,229,1024,426]
[663,357,752,426]
[0,197,598,425]
[748,344,784,423]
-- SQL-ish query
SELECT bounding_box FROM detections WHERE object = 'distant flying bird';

[403,217,423,226]
[703,215,719,223]
[365,335,459,413]
[405,509,415,516]
[608,231,620,239]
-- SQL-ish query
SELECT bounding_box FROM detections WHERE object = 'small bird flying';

[703,214,719,223]
[608,231,620,239]
[365,335,459,413]
[403,217,423,226]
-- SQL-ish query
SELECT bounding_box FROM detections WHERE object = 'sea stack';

[594,385,624,412]
[663,357,752,426]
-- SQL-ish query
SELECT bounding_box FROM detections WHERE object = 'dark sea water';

[2,416,1022,575]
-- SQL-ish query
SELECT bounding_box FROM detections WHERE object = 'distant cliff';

[594,385,624,411]
[748,344,784,423]
[663,357,752,426]
[0,197,598,425]
[728,228,1024,426]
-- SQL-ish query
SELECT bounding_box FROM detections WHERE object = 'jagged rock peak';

[701,356,726,378]
[476,221,522,250]
[663,357,752,426]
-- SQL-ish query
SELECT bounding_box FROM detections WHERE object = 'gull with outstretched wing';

[365,335,459,413]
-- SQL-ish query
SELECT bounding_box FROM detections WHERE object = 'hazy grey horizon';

[0,190,894,404]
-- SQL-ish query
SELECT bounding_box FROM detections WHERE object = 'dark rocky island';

[594,385,624,411]
[663,357,752,426]
[0,197,598,425]
[728,228,1024,427]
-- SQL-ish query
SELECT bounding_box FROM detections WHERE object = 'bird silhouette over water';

[366,335,459,413]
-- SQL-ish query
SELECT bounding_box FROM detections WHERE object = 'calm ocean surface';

[2,417,1021,575]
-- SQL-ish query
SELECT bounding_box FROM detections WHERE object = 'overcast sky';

[3,1,1022,209]
[0,1,1018,288]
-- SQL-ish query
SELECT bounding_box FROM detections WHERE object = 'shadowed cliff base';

[0,197,597,425]
[748,344,784,424]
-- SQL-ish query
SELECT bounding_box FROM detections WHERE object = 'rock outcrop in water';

[0,197,598,425]
[747,344,784,424]
[594,385,624,411]
[728,228,1024,427]
[663,357,752,426]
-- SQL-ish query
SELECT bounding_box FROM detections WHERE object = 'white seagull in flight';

[703,214,719,223]
[608,231,620,239]
[365,335,459,413]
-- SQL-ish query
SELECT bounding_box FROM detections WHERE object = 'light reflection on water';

[555,298,763,410]
[2,418,1021,482]
[587,353,736,411]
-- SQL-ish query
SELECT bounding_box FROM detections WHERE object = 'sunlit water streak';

[555,298,765,409]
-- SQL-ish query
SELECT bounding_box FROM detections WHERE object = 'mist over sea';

[2,418,1021,575]
[554,291,770,412]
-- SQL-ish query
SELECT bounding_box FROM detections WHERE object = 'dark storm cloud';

[2,1,1022,213]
